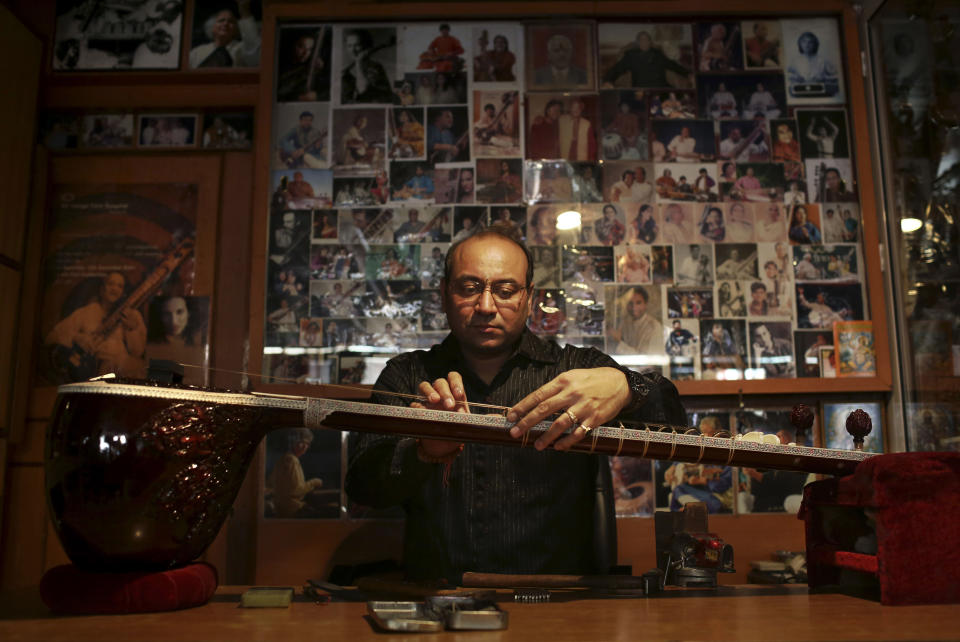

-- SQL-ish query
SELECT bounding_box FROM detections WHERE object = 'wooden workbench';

[0,585,956,641]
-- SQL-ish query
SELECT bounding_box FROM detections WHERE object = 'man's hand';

[505,367,632,452]
[411,372,468,458]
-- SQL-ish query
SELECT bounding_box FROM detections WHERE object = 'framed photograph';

[471,23,524,83]
[699,73,786,120]
[615,244,651,283]
[822,401,883,453]
[906,403,957,452]
[787,203,823,244]
[40,112,82,150]
[188,0,262,69]
[782,17,846,105]
[53,0,183,70]
[273,103,329,169]
[427,106,471,163]
[717,119,771,163]
[716,243,758,281]
[389,161,436,202]
[794,329,833,377]
[805,159,857,203]
[796,109,850,160]
[674,243,713,287]
[433,168,473,204]
[338,25,397,105]
[526,22,595,91]
[138,114,198,148]
[748,321,796,378]
[201,111,254,149]
[389,107,426,160]
[332,107,386,170]
[795,282,864,329]
[667,288,713,319]
[272,169,333,210]
[665,318,700,381]
[276,24,331,102]
[834,320,876,377]
[700,319,747,380]
[742,20,783,69]
[524,93,599,162]
[604,284,665,359]
[650,120,716,163]
[599,90,647,161]
[656,411,733,513]
[81,114,134,148]
[696,21,743,72]
[598,23,694,89]
[792,244,859,282]
[721,162,785,203]
[475,159,523,204]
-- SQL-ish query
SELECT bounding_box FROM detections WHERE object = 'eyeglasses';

[450,279,529,307]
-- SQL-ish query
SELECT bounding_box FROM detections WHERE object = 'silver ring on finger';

[579,424,593,434]
[564,409,578,425]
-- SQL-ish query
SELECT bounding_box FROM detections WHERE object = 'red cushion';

[39,562,219,615]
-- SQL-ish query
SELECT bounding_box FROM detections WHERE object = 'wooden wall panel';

[0,465,47,588]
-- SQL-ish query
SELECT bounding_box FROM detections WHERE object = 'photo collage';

[264,17,869,385]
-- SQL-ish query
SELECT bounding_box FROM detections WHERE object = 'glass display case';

[866,1,960,451]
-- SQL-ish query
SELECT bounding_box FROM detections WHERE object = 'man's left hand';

[505,367,632,452]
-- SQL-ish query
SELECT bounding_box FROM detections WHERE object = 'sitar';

[46,377,873,572]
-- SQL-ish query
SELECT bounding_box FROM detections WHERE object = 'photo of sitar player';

[276,24,331,102]
[472,90,521,157]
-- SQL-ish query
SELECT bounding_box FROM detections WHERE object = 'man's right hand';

[411,372,468,457]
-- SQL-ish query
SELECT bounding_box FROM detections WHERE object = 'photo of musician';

[606,164,654,203]
[626,204,658,244]
[82,114,134,148]
[705,81,738,119]
[664,318,698,380]
[476,159,523,204]
[388,108,425,159]
[724,163,784,203]
[798,110,848,159]
[188,0,260,68]
[756,203,787,242]
[796,284,863,329]
[660,416,734,513]
[570,163,604,202]
[725,202,755,242]
[299,319,323,348]
[265,428,337,519]
[553,97,598,162]
[276,26,331,102]
[771,120,802,166]
[332,176,380,207]
[667,288,713,319]
[427,107,470,163]
[564,246,615,284]
[312,210,338,241]
[389,162,435,201]
[606,285,665,356]
[675,243,713,287]
[600,92,647,160]
[44,270,148,382]
[784,180,807,206]
[276,108,328,169]
[698,205,726,242]
[472,91,520,157]
[489,207,526,238]
[743,82,782,119]
[782,18,845,103]
[648,90,697,119]
[660,203,695,244]
[472,26,518,82]
[345,223,683,579]
[806,162,857,202]
[452,207,486,243]
[717,281,747,317]
[592,203,626,245]
[788,203,823,244]
[341,27,395,104]
[743,20,781,68]
[615,245,652,283]
[138,115,196,147]
[697,22,742,72]
[393,79,416,106]
[339,208,395,247]
[651,120,715,162]
[599,24,694,88]
[525,97,563,159]
[310,280,359,318]
[269,209,309,266]
[716,244,759,281]
[415,23,464,74]
[719,120,770,163]
[700,320,746,379]
[527,24,593,90]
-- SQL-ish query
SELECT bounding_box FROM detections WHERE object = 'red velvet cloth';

[801,452,960,606]
[39,562,219,614]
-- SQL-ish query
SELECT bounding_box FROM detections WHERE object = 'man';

[342,28,394,104]
[609,286,664,355]
[602,30,693,88]
[46,271,147,380]
[677,244,702,286]
[819,167,856,202]
[733,166,763,198]
[528,100,562,159]
[452,215,480,243]
[402,165,435,199]
[557,98,597,161]
[474,32,516,82]
[707,82,737,119]
[699,23,733,71]
[745,22,779,68]
[665,319,696,357]
[772,122,801,163]
[751,324,795,378]
[806,116,841,158]
[428,109,464,163]
[394,208,427,242]
[279,111,327,169]
[417,23,464,74]
[693,168,716,197]
[667,126,699,161]
[702,321,743,373]
[346,225,684,580]
[795,252,821,280]
[608,101,641,155]
[286,172,315,199]
[189,0,260,68]
[655,168,677,195]
[473,103,505,143]
[665,417,734,513]
[745,83,779,118]
[610,169,652,203]
[748,282,769,316]
[720,127,767,162]
[717,248,745,280]
[275,211,298,248]
[277,31,329,102]
[267,428,325,518]
[534,33,588,87]
[323,282,356,317]
[761,260,791,315]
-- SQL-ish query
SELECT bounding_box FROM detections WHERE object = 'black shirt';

[345,330,685,580]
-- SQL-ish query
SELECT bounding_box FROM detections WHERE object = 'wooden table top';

[1,585,956,641]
